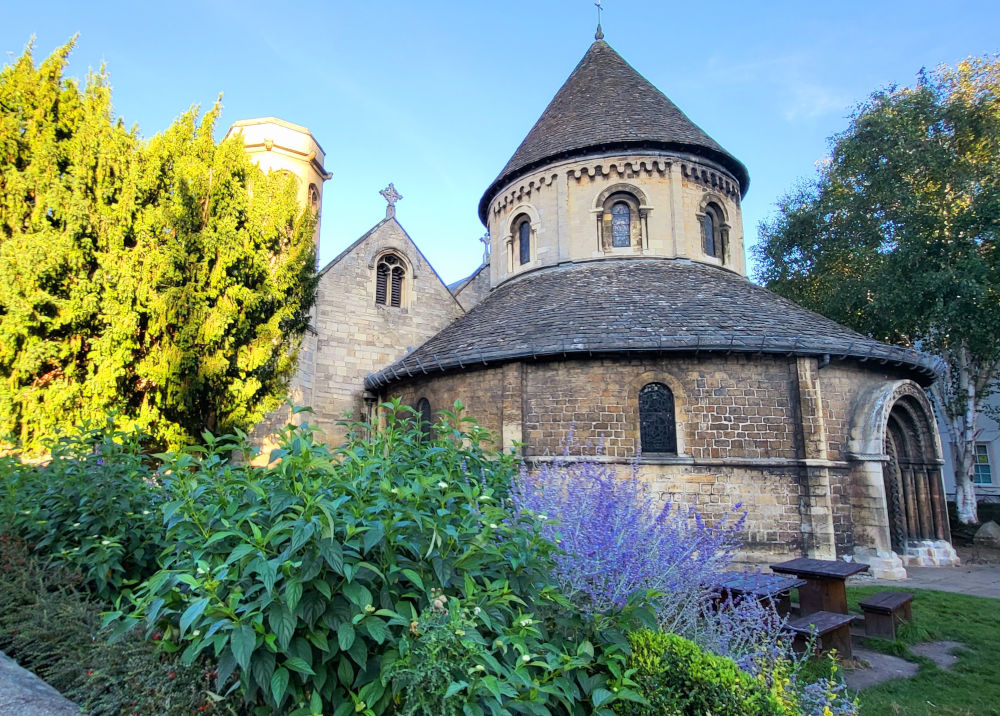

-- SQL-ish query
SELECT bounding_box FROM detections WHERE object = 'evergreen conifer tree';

[0,40,317,450]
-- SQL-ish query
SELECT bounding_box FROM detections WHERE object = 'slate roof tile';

[365,260,941,390]
[478,40,750,222]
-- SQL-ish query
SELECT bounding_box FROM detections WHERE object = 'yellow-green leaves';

[0,39,317,451]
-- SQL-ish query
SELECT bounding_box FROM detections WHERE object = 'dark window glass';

[519,220,531,265]
[703,212,716,256]
[375,263,389,305]
[639,382,677,454]
[416,397,433,439]
[611,202,630,247]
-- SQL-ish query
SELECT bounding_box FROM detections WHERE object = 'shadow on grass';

[846,586,999,716]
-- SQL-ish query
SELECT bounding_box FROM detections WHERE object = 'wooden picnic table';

[769,558,869,616]
[712,572,806,617]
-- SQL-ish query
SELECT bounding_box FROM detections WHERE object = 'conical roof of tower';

[478,40,750,223]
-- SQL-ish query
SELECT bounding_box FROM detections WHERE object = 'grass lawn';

[846,586,1000,716]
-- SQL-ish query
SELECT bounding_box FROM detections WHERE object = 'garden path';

[853,562,1000,599]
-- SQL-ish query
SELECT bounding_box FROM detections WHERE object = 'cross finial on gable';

[479,232,491,264]
[380,183,403,218]
[594,0,604,40]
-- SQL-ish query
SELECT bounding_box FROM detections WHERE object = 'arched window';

[598,190,642,251]
[518,218,531,265]
[611,202,631,247]
[702,204,723,259]
[416,397,433,439]
[375,253,406,307]
[639,382,677,454]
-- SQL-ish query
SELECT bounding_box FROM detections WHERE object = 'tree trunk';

[953,440,979,525]
[952,346,980,525]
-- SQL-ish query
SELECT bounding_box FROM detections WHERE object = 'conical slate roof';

[365,260,940,390]
[478,40,750,223]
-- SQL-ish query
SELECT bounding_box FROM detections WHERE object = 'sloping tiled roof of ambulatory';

[364,260,940,390]
[478,40,750,223]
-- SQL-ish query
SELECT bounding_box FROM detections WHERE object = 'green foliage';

[616,631,793,716]
[385,594,648,716]
[755,56,1000,362]
[847,586,1000,715]
[0,39,317,451]
[0,417,163,599]
[0,535,236,715]
[112,403,648,715]
[754,55,1000,522]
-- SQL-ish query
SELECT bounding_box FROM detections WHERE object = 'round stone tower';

[479,40,749,287]
[225,117,332,247]
[364,38,956,575]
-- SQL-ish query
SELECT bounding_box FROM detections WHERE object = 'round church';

[359,38,958,577]
[234,36,959,578]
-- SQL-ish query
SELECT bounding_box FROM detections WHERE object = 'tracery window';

[639,382,677,454]
[702,203,723,259]
[611,202,631,247]
[375,253,406,307]
[518,217,531,265]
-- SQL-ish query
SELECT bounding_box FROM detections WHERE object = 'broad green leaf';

[179,597,209,636]
[591,688,614,708]
[231,623,256,671]
[284,656,315,676]
[337,622,355,651]
[270,667,289,705]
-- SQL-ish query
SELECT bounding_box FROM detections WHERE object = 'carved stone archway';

[849,380,959,576]
[882,394,951,553]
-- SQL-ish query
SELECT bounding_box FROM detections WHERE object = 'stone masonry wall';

[291,218,464,445]
[521,355,800,460]
[381,354,937,564]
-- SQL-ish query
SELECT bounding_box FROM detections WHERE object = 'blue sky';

[3,0,998,284]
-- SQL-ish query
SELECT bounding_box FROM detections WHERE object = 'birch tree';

[756,56,1000,524]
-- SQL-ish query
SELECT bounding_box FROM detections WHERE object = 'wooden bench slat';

[859,591,913,613]
[786,611,855,635]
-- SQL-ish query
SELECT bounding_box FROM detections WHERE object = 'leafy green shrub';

[385,593,648,716]
[0,418,164,599]
[0,534,236,715]
[616,630,794,716]
[116,403,647,715]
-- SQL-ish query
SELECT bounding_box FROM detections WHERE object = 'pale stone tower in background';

[225,117,331,247]
[226,118,332,449]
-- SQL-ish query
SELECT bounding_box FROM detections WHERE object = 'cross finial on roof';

[380,183,402,218]
[594,0,604,40]
[479,232,491,264]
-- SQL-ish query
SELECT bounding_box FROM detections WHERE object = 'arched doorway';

[882,395,951,553]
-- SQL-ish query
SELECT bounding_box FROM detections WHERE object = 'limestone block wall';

[519,356,800,460]
[453,264,491,311]
[384,353,938,565]
[486,153,745,288]
[298,218,465,444]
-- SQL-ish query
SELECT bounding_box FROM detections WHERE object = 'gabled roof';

[365,259,941,390]
[478,40,749,223]
[317,216,466,313]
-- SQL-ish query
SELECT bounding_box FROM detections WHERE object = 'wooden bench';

[858,591,913,639]
[785,611,855,659]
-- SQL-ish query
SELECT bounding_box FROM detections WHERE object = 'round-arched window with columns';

[597,188,644,252]
[700,201,726,260]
